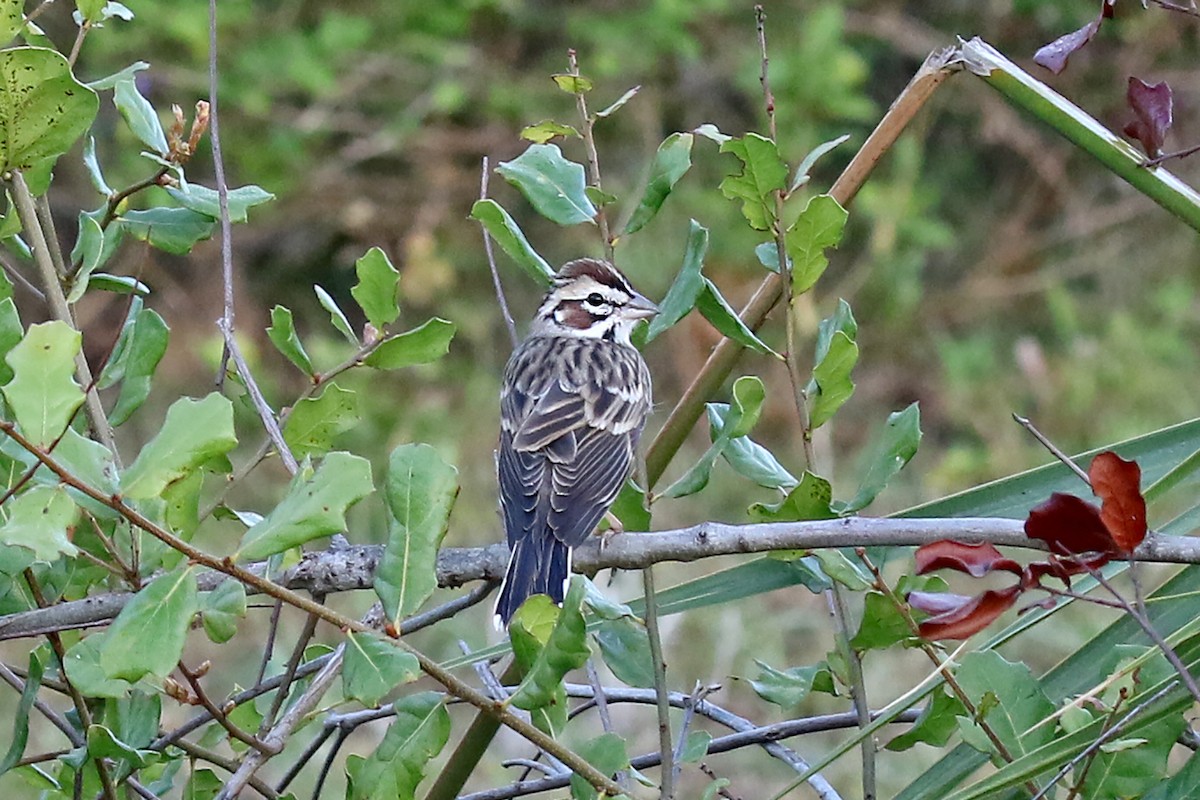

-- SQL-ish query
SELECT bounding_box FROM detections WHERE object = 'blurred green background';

[14,0,1200,795]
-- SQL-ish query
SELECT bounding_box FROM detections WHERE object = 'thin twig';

[178,661,273,755]
[218,319,300,474]
[0,249,46,302]
[642,564,675,799]
[480,156,518,347]
[567,49,613,261]
[0,661,81,746]
[827,585,875,799]
[171,738,279,799]
[256,599,283,685]
[262,603,324,730]
[273,725,335,792]
[66,20,90,68]
[209,0,235,391]
[1013,413,1091,485]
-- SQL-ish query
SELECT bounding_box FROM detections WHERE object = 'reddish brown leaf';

[1024,552,1112,589]
[914,540,1023,578]
[1088,451,1147,553]
[916,586,1021,641]
[1033,1,1113,75]
[1025,492,1117,555]
[1124,77,1173,157]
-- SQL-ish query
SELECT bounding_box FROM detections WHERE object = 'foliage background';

[4,0,1200,796]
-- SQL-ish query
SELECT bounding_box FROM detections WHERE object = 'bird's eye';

[585,292,605,306]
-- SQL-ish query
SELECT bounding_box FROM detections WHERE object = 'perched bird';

[495,258,657,626]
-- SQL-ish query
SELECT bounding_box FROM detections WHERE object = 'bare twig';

[218,319,299,474]
[0,249,46,302]
[256,599,284,685]
[1013,414,1091,485]
[642,564,674,798]
[209,0,236,391]
[827,585,875,798]
[66,20,90,67]
[566,49,613,261]
[0,661,81,746]
[480,156,518,347]
[178,661,273,754]
[261,603,324,731]
[171,738,279,799]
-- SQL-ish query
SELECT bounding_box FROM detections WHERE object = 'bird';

[494,257,657,627]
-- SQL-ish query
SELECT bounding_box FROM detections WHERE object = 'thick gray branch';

[3,517,1196,640]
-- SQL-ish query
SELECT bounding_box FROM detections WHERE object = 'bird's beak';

[626,292,659,320]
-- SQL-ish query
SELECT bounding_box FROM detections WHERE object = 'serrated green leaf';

[199,579,245,644]
[314,284,358,345]
[808,331,858,429]
[748,471,835,521]
[81,136,112,196]
[886,686,967,752]
[551,73,592,94]
[101,303,168,426]
[786,194,848,295]
[624,132,692,234]
[120,394,236,499]
[344,692,450,800]
[497,143,597,226]
[718,133,786,231]
[343,632,421,707]
[747,659,836,708]
[696,278,779,357]
[954,651,1055,760]
[283,384,359,459]
[99,566,198,682]
[363,318,455,369]
[63,634,130,698]
[0,297,22,385]
[520,119,579,144]
[266,305,313,375]
[509,577,591,711]
[569,733,630,800]
[236,452,373,561]
[645,219,706,342]
[112,76,166,154]
[3,321,84,447]
[594,616,654,688]
[350,247,401,330]
[851,590,920,651]
[118,207,215,255]
[0,485,77,562]
[374,443,458,623]
[841,403,921,513]
[164,183,274,223]
[469,199,554,286]
[0,48,99,172]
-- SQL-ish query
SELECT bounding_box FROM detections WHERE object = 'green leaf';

[660,377,765,499]
[374,443,459,623]
[164,183,275,223]
[696,278,779,357]
[808,331,858,429]
[593,616,654,688]
[63,635,130,698]
[2,321,84,447]
[0,651,41,773]
[344,692,450,800]
[88,273,148,295]
[282,384,359,459]
[841,403,921,513]
[710,405,797,491]
[66,212,106,302]
[509,578,591,711]
[314,285,358,345]
[183,768,222,800]
[609,478,650,532]
[0,485,77,562]
[520,119,579,144]
[624,132,693,234]
[1144,749,1200,800]
[786,194,848,295]
[790,134,851,193]
[551,73,593,94]
[693,123,731,145]
[112,76,166,154]
[569,733,630,800]
[351,247,401,330]
[86,725,153,770]
[343,631,421,707]
[120,394,236,499]
[0,1,21,44]
[748,472,835,522]
[363,318,455,369]
[811,549,871,590]
[266,305,313,375]
[236,452,373,561]
[100,303,168,426]
[99,566,198,682]
[76,0,109,26]
[680,730,711,763]
[0,297,20,385]
[87,61,148,91]
[886,685,967,751]
[718,133,787,231]
[118,207,215,255]
[469,199,554,286]
[199,579,245,644]
[851,590,920,651]
[746,659,836,708]
[497,143,597,226]
[596,85,640,119]
[954,651,1055,760]
[755,240,786,273]
[644,219,706,342]
[0,48,99,172]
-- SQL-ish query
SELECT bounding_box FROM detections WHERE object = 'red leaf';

[916,586,1021,641]
[1025,493,1116,555]
[1125,77,1173,157]
[1025,552,1112,588]
[1089,451,1147,553]
[914,540,1023,578]
[1034,1,1109,76]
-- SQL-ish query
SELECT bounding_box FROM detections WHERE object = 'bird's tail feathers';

[494,535,570,628]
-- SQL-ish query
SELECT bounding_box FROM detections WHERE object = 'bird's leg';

[599,511,624,549]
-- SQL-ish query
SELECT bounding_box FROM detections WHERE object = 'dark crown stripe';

[555,258,634,294]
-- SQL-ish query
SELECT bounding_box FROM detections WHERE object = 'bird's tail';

[494,534,570,627]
